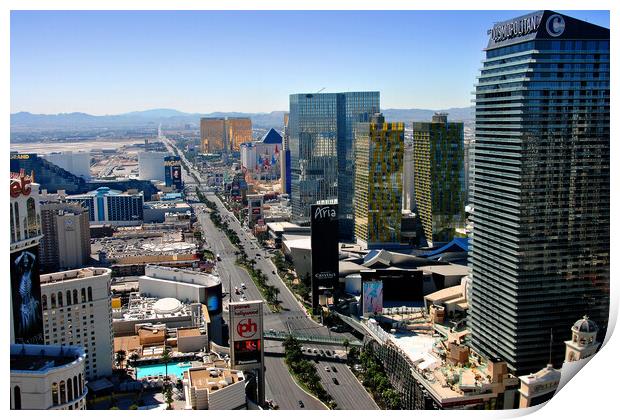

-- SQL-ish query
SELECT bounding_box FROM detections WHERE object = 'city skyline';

[8,7,614,414]
[10,10,609,115]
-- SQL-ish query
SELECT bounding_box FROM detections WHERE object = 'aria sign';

[313,205,336,220]
[488,14,542,43]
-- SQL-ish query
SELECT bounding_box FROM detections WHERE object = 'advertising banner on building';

[310,203,339,310]
[229,301,264,367]
[164,156,183,189]
[362,280,384,316]
[11,245,44,344]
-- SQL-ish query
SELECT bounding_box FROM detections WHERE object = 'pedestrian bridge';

[263,330,362,347]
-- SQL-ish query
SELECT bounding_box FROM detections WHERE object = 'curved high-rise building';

[469,10,610,375]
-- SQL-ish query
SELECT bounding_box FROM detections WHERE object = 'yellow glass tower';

[200,117,252,153]
[354,113,404,248]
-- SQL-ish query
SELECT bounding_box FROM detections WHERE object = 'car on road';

[241,296,247,301]
[234,287,240,294]
[332,366,338,373]
[216,254,221,261]
[313,349,318,353]
[332,378,339,385]
[319,350,325,356]
[298,400,304,408]
[241,283,246,289]
[272,270,276,275]
[325,350,332,356]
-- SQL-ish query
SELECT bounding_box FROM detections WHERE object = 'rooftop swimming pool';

[136,362,193,379]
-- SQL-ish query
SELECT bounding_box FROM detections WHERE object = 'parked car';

[332,378,339,385]
[332,366,338,373]
[298,400,304,408]
[325,350,332,356]
[324,366,330,372]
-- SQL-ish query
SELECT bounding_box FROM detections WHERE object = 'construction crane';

[317,87,326,93]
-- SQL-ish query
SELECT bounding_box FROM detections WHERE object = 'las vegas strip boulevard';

[310,203,339,310]
[229,301,264,367]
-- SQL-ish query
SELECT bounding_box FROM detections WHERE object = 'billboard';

[164,156,183,189]
[360,269,424,303]
[310,204,339,310]
[233,339,262,365]
[362,281,384,316]
[11,245,44,344]
[229,301,264,368]
[204,282,223,315]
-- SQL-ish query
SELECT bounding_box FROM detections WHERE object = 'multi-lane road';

[163,136,378,410]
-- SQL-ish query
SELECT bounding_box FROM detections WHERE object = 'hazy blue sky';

[11,10,609,115]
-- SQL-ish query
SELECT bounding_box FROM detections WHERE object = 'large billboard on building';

[11,245,44,344]
[310,203,339,310]
[360,269,424,303]
[204,282,223,315]
[229,301,264,367]
[164,156,183,190]
[362,280,384,316]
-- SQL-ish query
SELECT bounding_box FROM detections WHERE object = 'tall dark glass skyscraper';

[289,92,379,238]
[469,11,609,375]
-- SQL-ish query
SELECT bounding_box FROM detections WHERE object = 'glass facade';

[289,91,379,238]
[354,114,404,247]
[200,118,252,153]
[469,11,610,375]
[412,114,465,246]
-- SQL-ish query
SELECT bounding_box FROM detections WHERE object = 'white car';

[324,366,330,372]
[241,283,246,289]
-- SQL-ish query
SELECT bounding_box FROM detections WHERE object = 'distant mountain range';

[11,107,474,131]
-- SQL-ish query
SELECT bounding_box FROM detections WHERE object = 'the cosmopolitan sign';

[488,13,542,43]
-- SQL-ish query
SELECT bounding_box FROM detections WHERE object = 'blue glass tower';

[289,91,379,239]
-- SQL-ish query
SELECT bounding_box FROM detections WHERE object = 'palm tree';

[165,386,173,410]
[161,347,171,380]
[128,353,140,366]
[342,339,350,355]
[115,350,126,370]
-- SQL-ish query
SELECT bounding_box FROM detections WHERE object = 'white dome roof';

[153,297,182,314]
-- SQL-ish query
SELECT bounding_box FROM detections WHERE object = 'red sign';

[10,176,32,198]
[236,318,258,338]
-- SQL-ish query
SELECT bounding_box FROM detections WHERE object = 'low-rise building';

[112,294,206,337]
[139,265,223,343]
[183,365,246,410]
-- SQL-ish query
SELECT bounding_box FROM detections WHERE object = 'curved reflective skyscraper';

[469,10,609,375]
